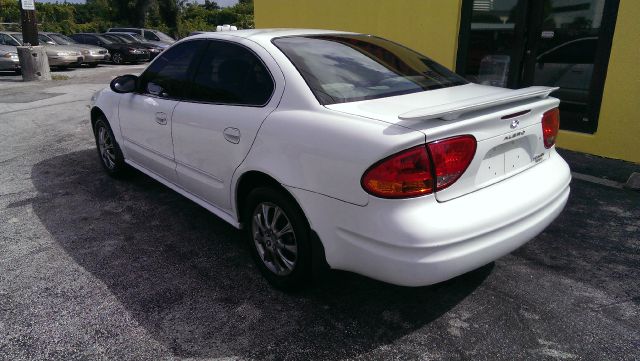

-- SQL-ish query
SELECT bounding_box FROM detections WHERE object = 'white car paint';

[91,29,571,286]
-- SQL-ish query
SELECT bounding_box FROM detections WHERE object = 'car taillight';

[361,145,434,198]
[362,135,476,199]
[542,108,560,149]
[428,135,477,191]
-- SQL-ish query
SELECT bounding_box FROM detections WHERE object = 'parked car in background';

[1,31,83,69]
[106,27,175,45]
[106,31,169,49]
[70,33,149,65]
[0,44,20,74]
[91,29,570,289]
[101,33,164,60]
[40,32,109,67]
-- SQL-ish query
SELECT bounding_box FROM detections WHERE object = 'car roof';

[187,28,356,44]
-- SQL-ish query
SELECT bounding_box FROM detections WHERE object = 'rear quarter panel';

[234,108,426,209]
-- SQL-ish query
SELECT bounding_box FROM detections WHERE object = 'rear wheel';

[111,52,124,65]
[94,117,126,176]
[245,187,313,289]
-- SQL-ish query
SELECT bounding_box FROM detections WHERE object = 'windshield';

[103,34,130,44]
[49,33,77,45]
[3,35,20,46]
[95,35,114,44]
[11,34,24,45]
[273,35,468,105]
[153,30,175,42]
[129,34,146,42]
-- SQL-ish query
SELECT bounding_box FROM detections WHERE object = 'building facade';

[255,0,639,163]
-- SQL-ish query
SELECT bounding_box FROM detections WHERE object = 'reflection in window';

[189,41,274,106]
[274,35,467,105]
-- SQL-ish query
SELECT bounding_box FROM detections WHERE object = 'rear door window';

[187,40,274,106]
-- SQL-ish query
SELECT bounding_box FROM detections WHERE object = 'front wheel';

[245,187,313,289]
[94,117,126,176]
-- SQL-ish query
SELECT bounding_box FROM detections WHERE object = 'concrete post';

[17,46,51,81]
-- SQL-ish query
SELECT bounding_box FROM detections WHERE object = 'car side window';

[188,41,274,106]
[138,40,205,99]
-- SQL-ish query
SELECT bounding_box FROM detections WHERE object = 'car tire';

[245,187,313,289]
[111,52,124,65]
[88,63,98,68]
[93,116,126,177]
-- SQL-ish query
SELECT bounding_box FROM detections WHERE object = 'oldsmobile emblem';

[510,119,520,129]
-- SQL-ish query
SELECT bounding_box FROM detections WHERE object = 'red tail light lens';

[361,145,434,198]
[362,135,477,198]
[428,135,477,191]
[542,108,560,149]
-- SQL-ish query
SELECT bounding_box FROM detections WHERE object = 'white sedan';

[90,29,571,288]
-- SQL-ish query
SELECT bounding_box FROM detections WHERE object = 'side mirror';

[110,74,138,93]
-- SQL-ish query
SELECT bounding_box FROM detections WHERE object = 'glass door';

[457,0,619,133]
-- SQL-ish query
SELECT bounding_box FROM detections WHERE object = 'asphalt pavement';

[0,66,638,360]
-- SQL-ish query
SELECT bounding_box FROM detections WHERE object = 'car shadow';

[27,149,492,359]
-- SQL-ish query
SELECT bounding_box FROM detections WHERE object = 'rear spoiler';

[398,86,559,121]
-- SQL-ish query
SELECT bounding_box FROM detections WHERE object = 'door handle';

[223,127,241,144]
[155,112,167,125]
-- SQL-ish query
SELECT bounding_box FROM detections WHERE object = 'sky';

[36,0,239,5]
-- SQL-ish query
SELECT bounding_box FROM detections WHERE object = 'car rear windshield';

[273,34,468,105]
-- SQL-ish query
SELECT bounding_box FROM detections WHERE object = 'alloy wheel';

[251,202,298,276]
[97,125,116,170]
[112,53,123,64]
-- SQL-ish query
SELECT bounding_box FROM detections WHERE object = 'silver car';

[40,32,110,67]
[0,44,20,74]
[2,32,84,69]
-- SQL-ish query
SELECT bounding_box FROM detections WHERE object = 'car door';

[118,40,206,183]
[171,38,284,211]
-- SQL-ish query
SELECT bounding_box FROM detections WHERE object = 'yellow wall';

[255,0,462,68]
[255,0,640,163]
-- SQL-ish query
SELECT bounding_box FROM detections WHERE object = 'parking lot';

[0,65,639,360]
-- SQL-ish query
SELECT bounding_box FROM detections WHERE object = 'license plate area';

[476,135,537,186]
[435,122,547,202]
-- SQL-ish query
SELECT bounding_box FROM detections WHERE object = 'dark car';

[106,27,175,45]
[70,33,149,65]
[100,33,164,60]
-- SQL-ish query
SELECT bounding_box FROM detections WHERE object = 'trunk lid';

[326,83,560,201]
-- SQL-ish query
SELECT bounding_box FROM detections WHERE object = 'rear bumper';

[288,149,571,286]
